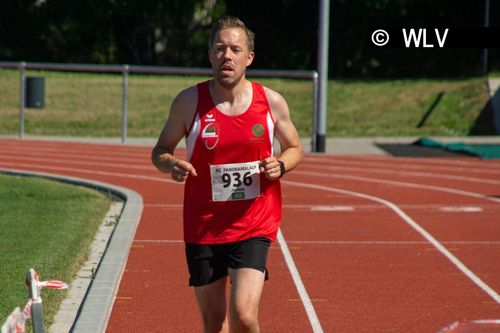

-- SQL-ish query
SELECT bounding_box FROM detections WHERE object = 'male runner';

[152,16,303,333]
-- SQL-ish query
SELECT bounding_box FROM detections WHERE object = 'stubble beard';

[213,69,245,89]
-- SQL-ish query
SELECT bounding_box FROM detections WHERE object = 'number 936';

[221,171,253,188]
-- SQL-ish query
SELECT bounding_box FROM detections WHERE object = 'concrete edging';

[0,169,144,333]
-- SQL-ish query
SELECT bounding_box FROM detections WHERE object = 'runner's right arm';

[151,87,198,180]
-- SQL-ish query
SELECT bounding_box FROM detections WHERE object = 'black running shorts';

[185,236,271,287]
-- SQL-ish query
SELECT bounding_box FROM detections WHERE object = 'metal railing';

[0,61,320,151]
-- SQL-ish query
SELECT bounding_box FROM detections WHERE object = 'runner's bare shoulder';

[170,85,198,127]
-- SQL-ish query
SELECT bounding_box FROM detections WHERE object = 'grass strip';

[0,174,111,331]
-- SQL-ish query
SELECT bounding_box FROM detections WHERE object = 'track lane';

[1,139,499,332]
[0,140,313,332]
[279,156,500,331]
[279,178,500,331]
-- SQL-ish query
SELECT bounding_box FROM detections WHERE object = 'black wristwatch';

[278,160,286,178]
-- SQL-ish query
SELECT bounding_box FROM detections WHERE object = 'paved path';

[2,134,500,155]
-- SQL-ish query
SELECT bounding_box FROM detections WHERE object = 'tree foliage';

[0,0,498,77]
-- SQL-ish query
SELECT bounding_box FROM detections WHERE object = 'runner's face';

[209,28,254,88]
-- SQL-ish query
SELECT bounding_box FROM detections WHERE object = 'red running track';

[0,139,499,332]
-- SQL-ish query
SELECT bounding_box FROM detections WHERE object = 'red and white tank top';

[183,80,282,244]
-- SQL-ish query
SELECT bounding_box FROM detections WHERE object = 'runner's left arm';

[261,88,303,180]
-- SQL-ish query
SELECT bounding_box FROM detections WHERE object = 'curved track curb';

[0,169,144,333]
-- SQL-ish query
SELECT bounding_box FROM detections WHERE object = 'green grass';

[0,68,492,137]
[328,78,490,136]
[0,174,111,330]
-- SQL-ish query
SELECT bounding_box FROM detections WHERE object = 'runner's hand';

[260,157,281,180]
[172,159,197,182]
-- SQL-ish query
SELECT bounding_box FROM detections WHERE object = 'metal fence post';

[311,72,319,152]
[483,0,490,74]
[121,65,129,144]
[316,0,330,153]
[19,62,26,140]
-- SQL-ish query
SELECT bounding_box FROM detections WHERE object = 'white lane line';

[283,179,500,305]
[292,171,500,204]
[286,240,500,245]
[303,156,500,175]
[0,144,149,159]
[277,229,324,333]
[285,203,499,211]
[286,204,496,213]
[439,206,483,212]
[0,153,153,171]
[350,155,500,169]
[0,148,149,163]
[301,163,500,185]
[310,205,354,212]
[284,204,377,209]
[132,239,500,246]
[0,161,177,184]
[304,154,500,168]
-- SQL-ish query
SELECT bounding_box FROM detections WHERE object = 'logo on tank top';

[201,123,220,150]
[250,123,265,143]
[205,112,215,122]
[252,123,265,137]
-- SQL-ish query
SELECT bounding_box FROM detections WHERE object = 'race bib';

[210,161,261,202]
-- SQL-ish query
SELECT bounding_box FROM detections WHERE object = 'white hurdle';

[1,268,68,333]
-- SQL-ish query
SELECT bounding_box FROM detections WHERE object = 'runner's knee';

[230,307,259,332]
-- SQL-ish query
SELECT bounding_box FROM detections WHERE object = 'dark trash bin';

[25,77,45,108]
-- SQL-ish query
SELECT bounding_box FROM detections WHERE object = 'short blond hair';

[209,16,255,52]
